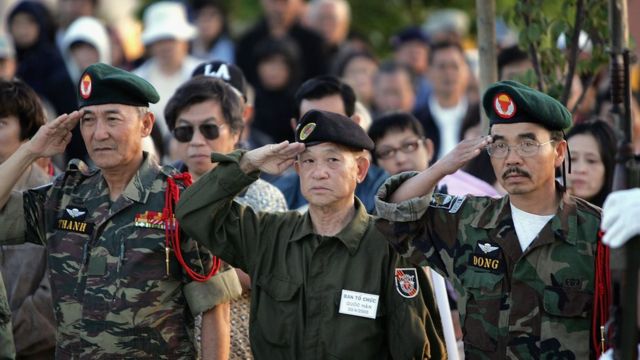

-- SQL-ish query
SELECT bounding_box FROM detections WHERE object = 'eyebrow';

[176,117,218,125]
[82,109,124,116]
[491,133,538,141]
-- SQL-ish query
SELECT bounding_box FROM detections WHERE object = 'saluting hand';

[433,135,492,176]
[26,110,83,158]
[240,141,306,175]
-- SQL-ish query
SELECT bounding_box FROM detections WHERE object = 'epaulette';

[65,158,99,177]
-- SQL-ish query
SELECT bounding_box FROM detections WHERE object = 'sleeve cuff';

[375,171,433,222]
[184,266,242,316]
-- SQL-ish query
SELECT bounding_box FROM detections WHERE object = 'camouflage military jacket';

[176,151,447,360]
[375,172,602,360]
[0,153,241,359]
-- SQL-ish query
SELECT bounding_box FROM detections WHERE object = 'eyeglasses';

[486,139,554,158]
[172,123,225,142]
[375,139,422,160]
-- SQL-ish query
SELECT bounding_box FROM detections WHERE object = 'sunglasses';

[172,123,225,142]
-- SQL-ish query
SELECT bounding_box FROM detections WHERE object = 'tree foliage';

[502,0,609,108]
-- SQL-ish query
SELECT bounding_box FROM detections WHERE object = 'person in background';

[304,0,351,64]
[274,75,388,213]
[372,61,417,117]
[566,119,616,207]
[7,1,77,116]
[176,109,447,359]
[190,0,235,64]
[0,78,56,360]
[165,75,287,359]
[0,35,17,81]
[191,60,273,151]
[251,38,301,144]
[497,45,533,82]
[133,1,200,138]
[55,0,99,53]
[418,40,478,160]
[235,0,328,87]
[333,50,379,110]
[60,15,111,163]
[391,26,432,111]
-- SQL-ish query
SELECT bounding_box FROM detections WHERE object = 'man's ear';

[554,139,567,168]
[242,105,254,125]
[141,111,155,137]
[355,153,370,183]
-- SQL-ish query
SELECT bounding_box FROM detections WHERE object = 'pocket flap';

[257,274,300,301]
[543,286,592,317]
[463,271,504,291]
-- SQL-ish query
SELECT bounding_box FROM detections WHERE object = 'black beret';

[391,26,430,49]
[295,110,374,151]
[191,60,248,101]
[77,63,159,108]
[482,80,572,131]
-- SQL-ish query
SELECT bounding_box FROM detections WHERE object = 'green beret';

[482,80,572,131]
[295,110,374,151]
[77,63,159,108]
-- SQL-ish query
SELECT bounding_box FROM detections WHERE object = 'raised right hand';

[240,141,306,175]
[26,110,83,158]
[433,135,492,176]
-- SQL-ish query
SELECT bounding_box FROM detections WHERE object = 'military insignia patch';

[80,74,92,99]
[395,268,419,298]
[57,206,93,234]
[468,241,504,273]
[134,211,166,229]
[429,193,465,213]
[493,93,516,119]
[299,123,316,141]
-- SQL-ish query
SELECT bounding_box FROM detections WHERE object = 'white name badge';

[338,289,379,319]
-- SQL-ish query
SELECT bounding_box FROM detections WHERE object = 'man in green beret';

[0,63,241,358]
[176,109,447,359]
[374,80,606,359]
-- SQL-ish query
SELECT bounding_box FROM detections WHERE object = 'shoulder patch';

[429,193,466,213]
[65,158,97,177]
[395,268,420,298]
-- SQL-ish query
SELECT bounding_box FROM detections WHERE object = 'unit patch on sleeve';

[429,193,465,213]
[395,268,420,298]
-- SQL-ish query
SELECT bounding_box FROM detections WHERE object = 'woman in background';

[566,119,616,207]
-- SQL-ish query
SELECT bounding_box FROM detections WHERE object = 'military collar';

[470,183,577,246]
[120,152,160,204]
[289,197,370,255]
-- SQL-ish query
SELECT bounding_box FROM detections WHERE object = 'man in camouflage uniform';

[0,63,241,358]
[0,277,14,359]
[375,80,603,359]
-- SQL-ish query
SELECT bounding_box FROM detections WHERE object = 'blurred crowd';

[1,0,640,358]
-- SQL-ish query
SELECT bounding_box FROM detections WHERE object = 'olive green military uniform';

[0,153,241,359]
[176,150,446,360]
[375,172,602,359]
[0,275,15,360]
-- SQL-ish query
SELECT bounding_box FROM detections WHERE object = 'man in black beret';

[176,109,447,359]
[375,80,608,358]
[0,63,241,358]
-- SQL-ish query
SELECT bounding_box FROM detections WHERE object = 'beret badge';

[493,93,516,119]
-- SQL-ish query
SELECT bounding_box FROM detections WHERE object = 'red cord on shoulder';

[592,231,611,356]
[163,172,220,282]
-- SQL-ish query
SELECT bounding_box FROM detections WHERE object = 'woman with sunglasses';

[165,75,287,359]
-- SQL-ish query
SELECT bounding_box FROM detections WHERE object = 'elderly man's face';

[80,103,154,171]
[295,142,368,208]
